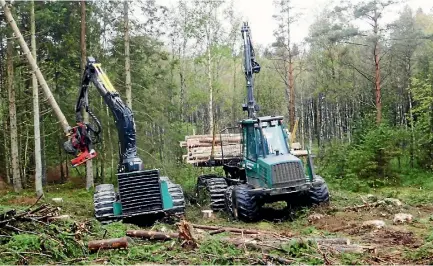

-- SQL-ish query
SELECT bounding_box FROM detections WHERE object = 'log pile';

[181,134,242,164]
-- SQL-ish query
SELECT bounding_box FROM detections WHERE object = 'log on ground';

[126,230,179,240]
[88,237,128,252]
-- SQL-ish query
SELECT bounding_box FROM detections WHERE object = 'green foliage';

[410,76,433,169]
[320,124,405,187]
[6,234,41,252]
[348,125,404,184]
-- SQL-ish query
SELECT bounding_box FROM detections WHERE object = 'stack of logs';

[180,134,242,164]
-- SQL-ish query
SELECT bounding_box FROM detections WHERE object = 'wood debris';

[127,221,372,255]
[177,220,198,249]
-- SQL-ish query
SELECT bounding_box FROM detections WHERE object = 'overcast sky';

[155,0,433,47]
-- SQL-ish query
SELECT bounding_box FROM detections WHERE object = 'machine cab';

[241,116,289,161]
[240,116,302,188]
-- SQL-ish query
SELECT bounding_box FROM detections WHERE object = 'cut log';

[88,237,128,252]
[185,134,241,141]
[47,215,70,222]
[126,230,179,240]
[291,150,308,156]
[209,229,225,235]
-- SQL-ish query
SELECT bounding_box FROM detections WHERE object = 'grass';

[1,165,433,264]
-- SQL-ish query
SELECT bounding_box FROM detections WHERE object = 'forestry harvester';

[191,22,330,221]
[63,57,185,224]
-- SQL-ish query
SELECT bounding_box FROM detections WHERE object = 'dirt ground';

[1,183,433,264]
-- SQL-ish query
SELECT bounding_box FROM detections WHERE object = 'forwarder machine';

[195,23,329,222]
[63,57,185,224]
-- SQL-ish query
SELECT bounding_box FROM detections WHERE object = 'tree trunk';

[289,58,295,132]
[80,0,93,190]
[207,37,213,135]
[373,15,381,124]
[1,0,70,133]
[31,0,43,196]
[7,39,22,192]
[3,117,10,184]
[124,0,132,109]
[41,115,47,185]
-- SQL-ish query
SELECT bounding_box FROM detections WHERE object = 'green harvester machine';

[184,22,330,222]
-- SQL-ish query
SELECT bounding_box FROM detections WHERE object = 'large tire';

[94,184,118,224]
[232,184,260,222]
[309,175,330,205]
[197,175,228,211]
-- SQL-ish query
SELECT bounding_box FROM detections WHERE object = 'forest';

[0,0,433,264]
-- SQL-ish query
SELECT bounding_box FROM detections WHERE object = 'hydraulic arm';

[241,22,261,119]
[64,57,144,173]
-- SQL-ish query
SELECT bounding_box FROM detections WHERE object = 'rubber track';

[166,181,185,215]
[233,184,259,222]
[205,178,228,211]
[94,184,119,224]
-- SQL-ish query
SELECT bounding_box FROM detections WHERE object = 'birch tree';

[31,0,43,196]
[80,0,94,190]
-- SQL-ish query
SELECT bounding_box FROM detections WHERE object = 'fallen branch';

[88,237,128,252]
[126,230,179,240]
[1,251,52,258]
[343,201,381,211]
[27,194,44,211]
[222,237,285,252]
[263,253,294,264]
[47,215,71,222]
[322,244,375,254]
[329,224,358,233]
[310,238,351,245]
[187,223,260,234]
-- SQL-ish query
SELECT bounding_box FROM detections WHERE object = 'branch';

[343,41,369,47]
[342,61,374,84]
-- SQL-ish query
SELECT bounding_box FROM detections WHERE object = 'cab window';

[246,126,257,161]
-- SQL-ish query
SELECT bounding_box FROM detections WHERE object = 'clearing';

[1,178,433,265]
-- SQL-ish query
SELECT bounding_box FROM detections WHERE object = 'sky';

[155,0,433,47]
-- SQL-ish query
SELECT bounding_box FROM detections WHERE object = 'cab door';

[243,124,264,187]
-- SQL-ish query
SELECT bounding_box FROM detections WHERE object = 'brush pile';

[180,133,242,164]
[0,196,94,264]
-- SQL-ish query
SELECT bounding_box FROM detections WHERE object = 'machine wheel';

[197,175,228,211]
[224,186,235,216]
[94,184,119,224]
[232,184,260,222]
[309,175,330,205]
